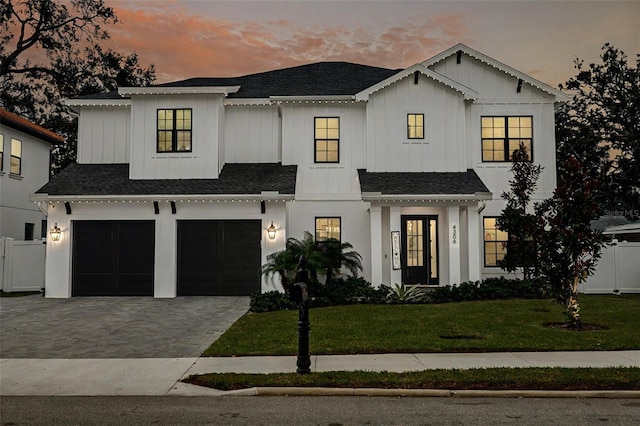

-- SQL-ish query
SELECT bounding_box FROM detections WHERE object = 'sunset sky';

[104,0,639,87]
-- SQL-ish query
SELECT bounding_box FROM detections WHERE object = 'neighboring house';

[1,108,61,240]
[33,44,568,298]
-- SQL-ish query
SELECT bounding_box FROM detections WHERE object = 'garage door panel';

[72,221,155,296]
[118,222,155,274]
[73,222,113,274]
[177,220,261,296]
[73,274,114,296]
[116,275,154,296]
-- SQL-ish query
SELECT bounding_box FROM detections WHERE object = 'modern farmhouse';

[33,44,568,297]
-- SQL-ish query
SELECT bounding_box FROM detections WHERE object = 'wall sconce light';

[267,221,277,240]
[50,223,62,241]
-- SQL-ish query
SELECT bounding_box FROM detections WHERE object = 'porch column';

[370,205,383,287]
[467,205,481,282]
[447,206,461,285]
[389,206,402,285]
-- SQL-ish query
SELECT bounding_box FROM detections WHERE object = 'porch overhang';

[361,192,492,204]
[357,169,492,204]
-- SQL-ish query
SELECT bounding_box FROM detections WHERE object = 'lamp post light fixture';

[50,223,62,241]
[267,221,277,240]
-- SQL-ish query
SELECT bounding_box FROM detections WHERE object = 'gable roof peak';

[422,44,569,101]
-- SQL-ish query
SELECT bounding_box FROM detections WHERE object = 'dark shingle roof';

[37,163,297,196]
[76,62,400,100]
[358,169,490,195]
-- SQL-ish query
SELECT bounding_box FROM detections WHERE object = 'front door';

[401,215,439,285]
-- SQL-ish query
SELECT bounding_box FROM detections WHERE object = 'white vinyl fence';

[581,241,640,294]
[0,237,46,293]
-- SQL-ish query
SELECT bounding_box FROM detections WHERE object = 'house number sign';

[391,231,401,270]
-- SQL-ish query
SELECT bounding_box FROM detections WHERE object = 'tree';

[556,43,640,218]
[1,0,155,174]
[535,155,604,330]
[259,232,363,291]
[497,143,543,281]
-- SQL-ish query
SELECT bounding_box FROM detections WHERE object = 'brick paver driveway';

[0,295,249,358]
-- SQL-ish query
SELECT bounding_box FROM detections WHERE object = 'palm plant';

[258,231,363,291]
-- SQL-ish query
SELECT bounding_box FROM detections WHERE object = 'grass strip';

[204,296,640,356]
[184,367,640,391]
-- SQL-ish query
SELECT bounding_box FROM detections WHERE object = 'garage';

[72,220,155,296]
[177,220,261,296]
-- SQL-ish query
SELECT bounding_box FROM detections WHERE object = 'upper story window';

[314,117,339,163]
[481,116,532,162]
[407,113,424,139]
[157,109,192,153]
[483,217,508,267]
[10,138,22,175]
[0,133,4,172]
[315,217,341,242]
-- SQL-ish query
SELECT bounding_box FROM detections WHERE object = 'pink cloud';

[109,5,470,82]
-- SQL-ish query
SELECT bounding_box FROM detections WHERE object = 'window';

[407,113,424,139]
[157,109,192,152]
[24,223,34,240]
[481,116,532,162]
[315,217,341,242]
[483,217,508,267]
[314,117,339,163]
[41,219,48,239]
[10,138,22,175]
[0,133,4,171]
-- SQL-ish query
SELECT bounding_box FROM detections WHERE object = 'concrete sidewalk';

[1,351,638,396]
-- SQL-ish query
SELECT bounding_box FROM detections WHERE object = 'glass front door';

[401,215,438,285]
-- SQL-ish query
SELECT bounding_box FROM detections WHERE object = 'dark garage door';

[177,220,261,296]
[72,221,155,296]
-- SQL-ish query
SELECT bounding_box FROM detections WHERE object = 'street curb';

[218,387,640,398]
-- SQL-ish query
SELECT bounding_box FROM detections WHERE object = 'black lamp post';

[289,255,311,374]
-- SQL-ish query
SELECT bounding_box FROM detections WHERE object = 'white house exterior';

[1,108,61,240]
[33,44,568,298]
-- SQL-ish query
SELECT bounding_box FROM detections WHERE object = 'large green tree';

[556,43,639,218]
[1,0,155,174]
[535,155,604,330]
[497,143,543,281]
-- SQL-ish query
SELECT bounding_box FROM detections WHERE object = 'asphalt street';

[2,396,640,425]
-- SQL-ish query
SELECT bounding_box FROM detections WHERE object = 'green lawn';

[185,367,640,391]
[204,295,640,356]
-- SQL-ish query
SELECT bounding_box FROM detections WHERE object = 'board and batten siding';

[469,102,557,202]
[281,103,366,199]
[430,53,558,200]
[365,74,467,173]
[76,106,130,164]
[223,105,281,163]
[129,94,224,180]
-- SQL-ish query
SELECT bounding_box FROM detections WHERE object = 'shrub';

[425,277,548,304]
[311,276,386,307]
[249,291,295,313]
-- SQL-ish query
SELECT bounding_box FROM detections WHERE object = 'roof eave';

[31,193,295,203]
[355,64,478,101]
[64,98,132,108]
[270,95,357,103]
[118,86,241,96]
